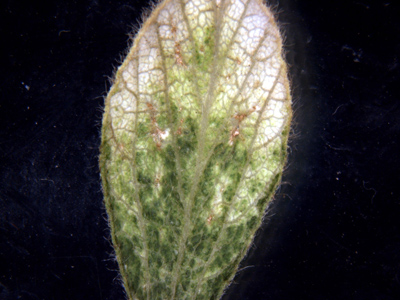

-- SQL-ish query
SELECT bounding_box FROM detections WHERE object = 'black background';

[1,0,400,299]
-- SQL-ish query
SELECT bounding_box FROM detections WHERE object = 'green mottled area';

[100,0,291,300]
[192,26,215,72]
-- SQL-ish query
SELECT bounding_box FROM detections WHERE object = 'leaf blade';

[100,0,292,299]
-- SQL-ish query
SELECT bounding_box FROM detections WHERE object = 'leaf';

[99,0,292,299]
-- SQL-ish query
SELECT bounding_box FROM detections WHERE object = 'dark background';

[1,0,399,299]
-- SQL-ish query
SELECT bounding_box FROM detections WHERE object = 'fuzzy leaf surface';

[100,0,292,299]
